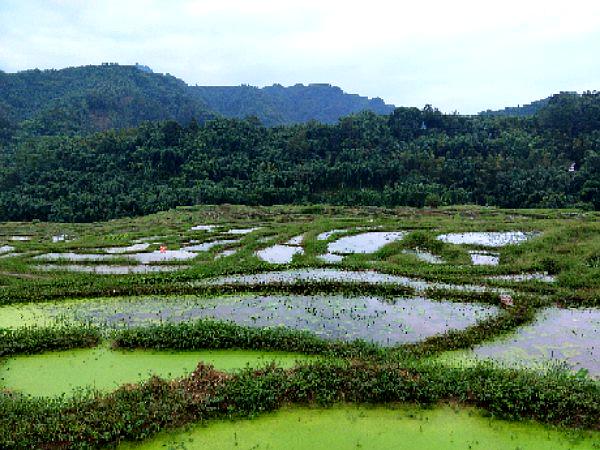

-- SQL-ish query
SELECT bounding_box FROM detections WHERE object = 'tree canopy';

[2,91,600,222]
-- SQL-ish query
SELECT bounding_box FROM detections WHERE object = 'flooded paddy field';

[436,231,538,247]
[0,294,499,346]
[119,405,599,450]
[438,307,600,377]
[203,268,501,295]
[35,264,187,274]
[1,205,599,448]
[327,231,406,254]
[256,244,304,263]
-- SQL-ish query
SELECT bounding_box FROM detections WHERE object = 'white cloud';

[1,0,599,113]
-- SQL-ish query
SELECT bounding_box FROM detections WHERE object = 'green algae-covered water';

[0,347,312,397]
[119,405,598,450]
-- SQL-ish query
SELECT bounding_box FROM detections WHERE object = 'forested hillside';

[0,64,214,136]
[192,83,394,126]
[479,96,552,117]
[1,91,599,222]
[0,64,394,135]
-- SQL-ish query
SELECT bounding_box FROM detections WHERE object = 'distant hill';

[477,92,583,118]
[0,64,396,135]
[0,64,215,135]
[192,83,394,126]
[478,97,552,117]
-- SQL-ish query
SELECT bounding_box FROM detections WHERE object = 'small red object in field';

[159,245,167,253]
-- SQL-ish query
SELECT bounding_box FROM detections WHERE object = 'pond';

[316,229,352,240]
[118,405,598,450]
[128,250,198,264]
[226,227,260,235]
[317,253,344,263]
[327,231,405,254]
[215,249,237,259]
[204,268,498,294]
[286,235,304,245]
[35,264,187,274]
[34,252,117,262]
[35,249,200,264]
[183,239,238,252]
[190,225,217,232]
[0,347,312,398]
[469,250,500,266]
[438,307,599,378]
[0,294,499,346]
[401,249,444,264]
[472,307,599,377]
[206,268,427,288]
[256,244,304,264]
[104,243,151,253]
[437,231,537,247]
[488,273,555,283]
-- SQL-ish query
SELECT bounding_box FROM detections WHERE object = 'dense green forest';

[0,64,393,134]
[0,64,215,136]
[1,89,599,222]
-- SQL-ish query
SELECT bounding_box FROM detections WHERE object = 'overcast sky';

[1,0,599,113]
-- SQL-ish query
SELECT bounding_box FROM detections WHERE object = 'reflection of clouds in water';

[37,264,186,274]
[327,232,406,254]
[469,251,499,266]
[256,245,304,264]
[205,269,501,294]
[474,308,599,376]
[49,294,498,347]
[437,232,538,247]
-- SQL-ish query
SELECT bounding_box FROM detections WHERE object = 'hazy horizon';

[1,0,599,114]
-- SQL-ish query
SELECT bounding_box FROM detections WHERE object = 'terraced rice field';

[1,205,598,448]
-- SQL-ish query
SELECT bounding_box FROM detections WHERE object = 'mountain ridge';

[0,63,395,134]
